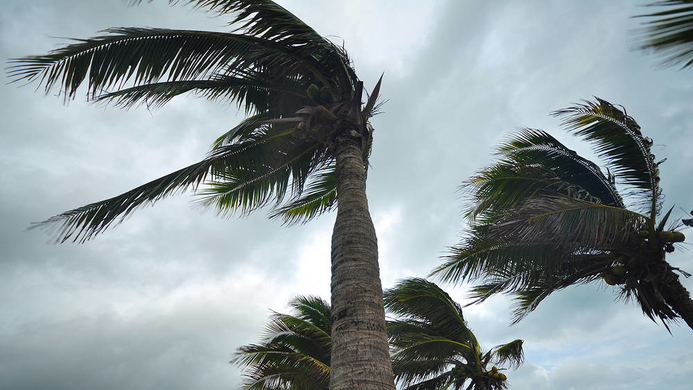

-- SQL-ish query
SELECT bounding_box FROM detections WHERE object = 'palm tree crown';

[384,278,524,390]
[8,0,381,243]
[233,295,332,390]
[433,98,693,330]
[8,1,393,388]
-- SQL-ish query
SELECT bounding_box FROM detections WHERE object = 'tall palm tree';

[634,0,693,69]
[432,98,693,331]
[7,1,393,388]
[233,295,332,390]
[384,278,525,390]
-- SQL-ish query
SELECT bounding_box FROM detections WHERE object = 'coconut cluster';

[305,83,336,105]
[487,366,507,381]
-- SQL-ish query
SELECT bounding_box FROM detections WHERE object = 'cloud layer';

[1,1,692,389]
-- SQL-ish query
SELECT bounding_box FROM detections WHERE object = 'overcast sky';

[1,1,692,389]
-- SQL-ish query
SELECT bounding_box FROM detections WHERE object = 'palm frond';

[31,121,331,242]
[167,0,359,90]
[497,128,623,206]
[386,279,524,390]
[269,167,338,225]
[197,139,331,216]
[384,278,473,344]
[497,195,647,247]
[96,74,304,111]
[634,0,693,69]
[505,258,608,324]
[489,340,524,369]
[232,295,331,390]
[552,98,662,215]
[395,366,454,390]
[619,266,680,328]
[29,143,251,243]
[8,28,268,99]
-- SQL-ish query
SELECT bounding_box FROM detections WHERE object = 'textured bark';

[329,133,395,390]
[660,268,693,330]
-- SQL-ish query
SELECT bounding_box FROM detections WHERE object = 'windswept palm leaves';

[8,1,380,241]
[634,0,693,69]
[233,296,332,390]
[433,98,693,330]
[8,1,393,388]
[385,278,524,390]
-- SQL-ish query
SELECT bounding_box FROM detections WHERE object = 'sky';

[1,1,692,389]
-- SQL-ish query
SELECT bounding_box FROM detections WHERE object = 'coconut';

[602,271,625,285]
[659,231,675,242]
[306,84,320,100]
[672,232,685,242]
[319,86,333,102]
[499,373,507,381]
[612,266,627,276]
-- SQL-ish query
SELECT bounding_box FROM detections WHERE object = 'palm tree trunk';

[660,268,693,330]
[329,132,395,390]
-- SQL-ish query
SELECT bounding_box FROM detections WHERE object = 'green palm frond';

[634,0,693,69]
[31,120,320,242]
[497,128,623,206]
[232,295,331,390]
[8,28,279,100]
[392,359,456,380]
[435,237,577,288]
[395,367,454,390]
[165,0,359,92]
[197,138,331,216]
[384,278,474,345]
[496,195,647,247]
[489,340,524,369]
[552,98,662,215]
[29,141,260,243]
[270,167,338,225]
[385,279,524,390]
[620,275,679,329]
[505,258,607,323]
[466,128,625,221]
[96,75,303,111]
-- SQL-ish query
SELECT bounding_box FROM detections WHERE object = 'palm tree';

[233,295,332,390]
[384,278,524,390]
[634,0,693,69]
[7,1,393,388]
[432,98,693,331]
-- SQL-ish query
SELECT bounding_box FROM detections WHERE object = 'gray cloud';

[2,0,692,389]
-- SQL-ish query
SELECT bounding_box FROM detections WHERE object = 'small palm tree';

[433,98,693,331]
[8,1,393,388]
[384,278,524,390]
[634,0,693,69]
[233,296,332,390]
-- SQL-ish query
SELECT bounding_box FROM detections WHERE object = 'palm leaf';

[386,279,524,390]
[489,340,524,369]
[7,29,268,98]
[384,278,474,345]
[497,128,624,207]
[552,98,662,216]
[29,143,254,243]
[634,0,693,69]
[496,196,647,247]
[269,167,338,225]
[232,295,331,390]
